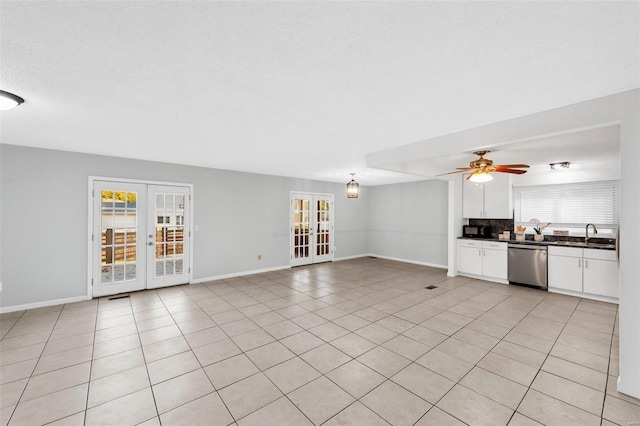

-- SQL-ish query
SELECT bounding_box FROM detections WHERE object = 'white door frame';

[87,176,194,299]
[290,191,335,267]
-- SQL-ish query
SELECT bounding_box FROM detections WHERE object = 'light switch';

[195,225,200,231]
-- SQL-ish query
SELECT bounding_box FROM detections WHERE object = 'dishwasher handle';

[508,244,548,250]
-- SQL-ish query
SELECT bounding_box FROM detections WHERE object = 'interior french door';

[290,193,334,267]
[92,181,190,297]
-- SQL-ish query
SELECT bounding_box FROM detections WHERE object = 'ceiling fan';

[437,150,529,183]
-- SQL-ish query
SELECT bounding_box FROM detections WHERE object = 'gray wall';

[0,145,371,308]
[0,145,448,310]
[368,180,448,267]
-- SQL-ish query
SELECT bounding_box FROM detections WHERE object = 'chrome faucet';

[585,223,598,243]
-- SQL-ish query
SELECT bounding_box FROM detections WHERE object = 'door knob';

[148,242,153,246]
[148,234,153,238]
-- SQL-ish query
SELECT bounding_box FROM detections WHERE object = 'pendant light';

[346,173,359,198]
[0,90,25,111]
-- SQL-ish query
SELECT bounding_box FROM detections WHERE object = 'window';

[513,180,619,233]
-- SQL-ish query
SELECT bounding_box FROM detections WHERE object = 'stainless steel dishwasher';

[508,244,548,290]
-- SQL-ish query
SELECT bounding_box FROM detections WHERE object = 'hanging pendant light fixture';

[346,173,359,198]
[0,90,25,111]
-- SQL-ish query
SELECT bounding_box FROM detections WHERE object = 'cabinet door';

[583,258,619,298]
[482,249,508,280]
[548,255,583,292]
[458,246,482,275]
[483,173,512,219]
[462,176,484,218]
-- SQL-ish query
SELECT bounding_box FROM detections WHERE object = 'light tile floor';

[1,257,639,425]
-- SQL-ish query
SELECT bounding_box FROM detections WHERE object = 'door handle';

[148,242,154,246]
[148,234,153,238]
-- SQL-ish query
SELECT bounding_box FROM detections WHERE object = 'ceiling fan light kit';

[468,171,494,183]
[437,150,529,181]
[0,90,25,111]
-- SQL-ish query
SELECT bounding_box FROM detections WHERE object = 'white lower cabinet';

[458,245,483,276]
[583,250,619,298]
[548,247,583,292]
[548,246,618,300]
[458,240,507,282]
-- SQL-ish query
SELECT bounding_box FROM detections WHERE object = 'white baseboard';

[548,287,619,304]
[367,254,447,270]
[0,295,91,314]
[333,254,369,262]
[191,265,291,283]
[0,256,445,313]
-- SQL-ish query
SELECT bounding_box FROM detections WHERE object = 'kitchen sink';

[552,241,615,249]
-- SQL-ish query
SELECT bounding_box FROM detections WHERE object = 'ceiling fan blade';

[455,167,475,171]
[495,168,528,174]
[435,170,466,177]
[494,164,529,169]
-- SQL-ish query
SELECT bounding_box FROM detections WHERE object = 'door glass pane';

[101,190,137,284]
[154,191,186,278]
[316,199,330,257]
[294,198,311,259]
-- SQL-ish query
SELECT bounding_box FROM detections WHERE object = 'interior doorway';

[90,179,192,298]
[290,192,334,267]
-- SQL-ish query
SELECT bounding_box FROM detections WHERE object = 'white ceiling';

[383,124,621,180]
[0,1,638,185]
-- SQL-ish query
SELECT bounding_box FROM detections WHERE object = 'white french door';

[147,185,190,289]
[290,193,334,267]
[91,180,191,297]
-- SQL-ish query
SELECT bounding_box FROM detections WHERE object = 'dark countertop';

[457,236,616,250]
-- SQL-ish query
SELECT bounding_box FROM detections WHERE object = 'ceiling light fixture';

[550,161,570,170]
[468,170,494,183]
[346,173,359,198]
[0,90,25,111]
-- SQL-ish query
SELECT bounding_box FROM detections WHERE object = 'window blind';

[513,180,620,226]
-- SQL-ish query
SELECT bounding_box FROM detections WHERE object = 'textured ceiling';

[0,1,638,185]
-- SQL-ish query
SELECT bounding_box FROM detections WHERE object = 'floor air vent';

[425,285,438,290]
[108,294,130,301]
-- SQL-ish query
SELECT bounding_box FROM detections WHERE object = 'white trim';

[334,254,369,262]
[90,176,193,187]
[190,265,291,283]
[457,272,509,285]
[87,176,195,299]
[367,254,447,270]
[0,295,90,314]
[289,190,334,197]
[548,287,619,304]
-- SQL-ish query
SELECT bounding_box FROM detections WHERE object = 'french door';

[92,181,191,297]
[290,193,334,267]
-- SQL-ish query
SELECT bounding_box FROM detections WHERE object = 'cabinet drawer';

[458,239,482,248]
[548,246,583,258]
[482,241,507,251]
[583,248,617,261]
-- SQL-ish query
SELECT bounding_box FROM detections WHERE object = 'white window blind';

[513,180,620,226]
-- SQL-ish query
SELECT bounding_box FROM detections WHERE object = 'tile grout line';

[1,259,629,425]
[6,304,74,425]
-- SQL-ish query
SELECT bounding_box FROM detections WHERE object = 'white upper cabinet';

[462,179,484,219]
[462,173,512,219]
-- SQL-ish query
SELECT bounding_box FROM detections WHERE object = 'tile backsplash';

[468,218,514,238]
